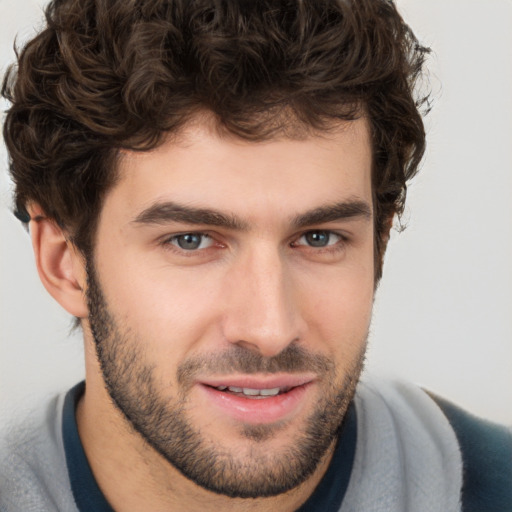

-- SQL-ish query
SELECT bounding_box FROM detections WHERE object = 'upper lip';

[199,374,316,390]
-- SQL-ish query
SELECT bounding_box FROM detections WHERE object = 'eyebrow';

[132,199,372,230]
[292,199,372,228]
[132,202,248,230]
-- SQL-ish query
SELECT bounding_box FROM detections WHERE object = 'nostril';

[233,339,264,354]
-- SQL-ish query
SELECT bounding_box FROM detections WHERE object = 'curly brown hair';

[2,0,430,280]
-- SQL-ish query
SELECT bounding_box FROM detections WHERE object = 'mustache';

[177,344,334,387]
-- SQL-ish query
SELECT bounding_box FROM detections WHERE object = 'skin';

[31,116,376,511]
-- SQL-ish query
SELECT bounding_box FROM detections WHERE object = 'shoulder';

[355,376,512,512]
[428,392,512,512]
[0,392,78,512]
[345,377,463,512]
[353,376,511,512]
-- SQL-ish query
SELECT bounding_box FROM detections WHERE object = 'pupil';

[306,231,329,247]
[178,234,201,250]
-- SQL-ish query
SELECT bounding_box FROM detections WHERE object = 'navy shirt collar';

[62,382,115,512]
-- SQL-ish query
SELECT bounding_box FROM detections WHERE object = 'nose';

[221,246,304,358]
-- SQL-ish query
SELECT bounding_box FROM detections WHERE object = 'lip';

[197,374,316,425]
[200,373,316,390]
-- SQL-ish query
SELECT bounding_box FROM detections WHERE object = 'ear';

[28,204,88,318]
[381,213,394,248]
[376,213,395,274]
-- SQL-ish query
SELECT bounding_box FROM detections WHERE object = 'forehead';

[106,118,373,225]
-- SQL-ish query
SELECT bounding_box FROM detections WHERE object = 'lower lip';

[199,383,312,424]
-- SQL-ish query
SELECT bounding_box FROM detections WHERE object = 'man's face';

[85,117,375,497]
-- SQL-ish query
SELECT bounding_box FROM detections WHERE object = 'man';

[1,0,510,511]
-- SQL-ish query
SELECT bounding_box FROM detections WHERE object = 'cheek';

[96,255,226,359]
[299,263,374,357]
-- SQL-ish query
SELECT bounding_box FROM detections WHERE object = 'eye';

[166,233,214,251]
[295,230,342,248]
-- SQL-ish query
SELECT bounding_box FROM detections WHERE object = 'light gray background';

[1,0,511,423]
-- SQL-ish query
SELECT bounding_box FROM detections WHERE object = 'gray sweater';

[1,376,509,511]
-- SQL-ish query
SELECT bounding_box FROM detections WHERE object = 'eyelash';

[291,230,347,252]
[160,230,348,256]
[161,232,217,253]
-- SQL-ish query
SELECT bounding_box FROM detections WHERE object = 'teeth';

[242,387,260,396]
[218,386,282,397]
[259,388,280,396]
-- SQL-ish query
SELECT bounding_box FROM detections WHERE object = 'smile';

[198,376,315,424]
[213,385,291,398]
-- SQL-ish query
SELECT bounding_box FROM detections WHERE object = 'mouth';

[197,375,315,424]
[207,384,294,399]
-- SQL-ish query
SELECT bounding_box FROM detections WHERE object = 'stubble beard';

[86,261,367,498]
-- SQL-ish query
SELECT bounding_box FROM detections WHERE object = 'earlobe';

[376,213,395,276]
[382,213,395,247]
[28,205,88,318]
